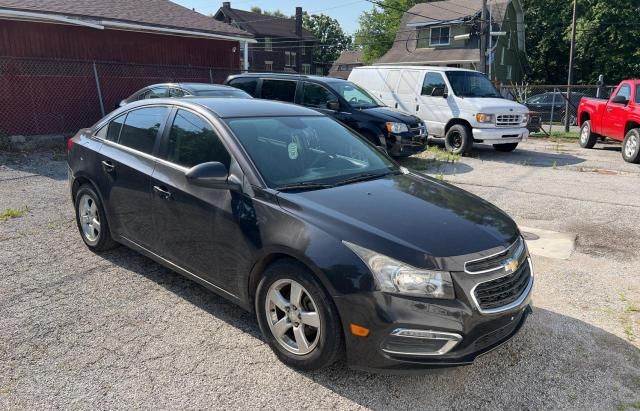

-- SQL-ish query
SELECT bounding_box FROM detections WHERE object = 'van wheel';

[444,124,472,155]
[255,260,344,371]
[74,185,118,251]
[622,128,640,163]
[579,120,598,149]
[493,143,518,152]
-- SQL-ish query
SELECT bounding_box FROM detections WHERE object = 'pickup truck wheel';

[622,129,640,163]
[444,124,472,155]
[493,143,518,152]
[579,120,598,149]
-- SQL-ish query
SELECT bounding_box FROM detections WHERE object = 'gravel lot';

[1,138,639,410]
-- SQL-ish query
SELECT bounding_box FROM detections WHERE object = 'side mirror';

[431,87,448,98]
[118,100,127,108]
[611,95,628,105]
[327,100,340,111]
[186,162,236,190]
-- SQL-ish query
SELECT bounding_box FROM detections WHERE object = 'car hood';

[461,97,528,114]
[361,106,421,125]
[276,173,519,270]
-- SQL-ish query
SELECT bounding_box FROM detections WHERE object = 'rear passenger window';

[96,114,125,142]
[301,82,337,109]
[421,73,447,96]
[141,87,168,100]
[118,107,168,154]
[228,78,258,96]
[261,79,297,102]
[165,110,230,169]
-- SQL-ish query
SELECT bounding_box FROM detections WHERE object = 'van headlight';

[385,122,409,134]
[521,113,530,124]
[475,113,495,123]
[343,241,455,299]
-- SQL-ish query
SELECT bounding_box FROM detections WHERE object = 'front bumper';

[387,131,428,157]
[333,268,533,374]
[472,127,529,144]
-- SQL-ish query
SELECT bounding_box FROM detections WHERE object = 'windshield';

[226,116,398,189]
[193,89,251,98]
[327,82,380,109]
[445,71,501,98]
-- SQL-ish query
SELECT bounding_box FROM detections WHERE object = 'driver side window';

[421,73,446,96]
[301,82,337,109]
[615,84,631,102]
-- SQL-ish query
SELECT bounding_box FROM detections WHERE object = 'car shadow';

[98,246,639,409]
[0,148,68,182]
[397,156,474,176]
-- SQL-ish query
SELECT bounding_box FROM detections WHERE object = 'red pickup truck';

[577,80,640,163]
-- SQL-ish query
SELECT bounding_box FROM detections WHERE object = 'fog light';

[382,329,462,356]
[350,323,370,337]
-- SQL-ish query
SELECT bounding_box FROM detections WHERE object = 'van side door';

[395,70,421,114]
[417,72,450,137]
[381,69,401,109]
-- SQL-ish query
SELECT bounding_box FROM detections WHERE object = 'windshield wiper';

[276,181,335,192]
[334,171,394,187]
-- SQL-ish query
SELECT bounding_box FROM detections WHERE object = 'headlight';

[385,122,409,134]
[521,113,530,123]
[343,241,455,299]
[475,113,495,123]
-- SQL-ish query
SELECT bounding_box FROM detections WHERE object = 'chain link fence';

[0,57,243,138]
[497,84,617,135]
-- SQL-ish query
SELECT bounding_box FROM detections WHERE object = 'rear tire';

[579,120,598,149]
[255,260,344,371]
[622,128,640,163]
[444,124,472,155]
[74,185,118,251]
[493,143,519,152]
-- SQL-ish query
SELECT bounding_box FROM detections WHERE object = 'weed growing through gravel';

[0,206,28,222]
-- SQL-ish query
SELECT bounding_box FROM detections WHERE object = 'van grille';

[473,261,531,311]
[496,114,522,127]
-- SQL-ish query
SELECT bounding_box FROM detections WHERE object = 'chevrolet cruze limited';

[67,98,533,373]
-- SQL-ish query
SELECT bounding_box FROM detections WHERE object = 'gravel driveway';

[1,139,638,410]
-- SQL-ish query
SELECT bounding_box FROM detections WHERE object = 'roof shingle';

[215,7,315,40]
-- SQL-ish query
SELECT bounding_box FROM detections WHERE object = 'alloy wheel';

[78,194,101,244]
[580,124,589,144]
[625,134,638,158]
[265,279,321,355]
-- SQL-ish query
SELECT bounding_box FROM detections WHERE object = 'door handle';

[101,160,115,173]
[153,185,172,199]
[395,102,398,109]
[416,105,420,112]
[607,107,613,112]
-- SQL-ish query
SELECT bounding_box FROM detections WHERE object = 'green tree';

[354,0,424,63]
[250,6,288,18]
[303,13,353,66]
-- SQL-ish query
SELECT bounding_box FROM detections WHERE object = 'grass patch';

[0,206,29,222]
[618,402,640,411]
[425,145,461,163]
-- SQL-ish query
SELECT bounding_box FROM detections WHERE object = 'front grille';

[465,237,524,274]
[473,262,531,310]
[410,124,427,137]
[496,114,522,127]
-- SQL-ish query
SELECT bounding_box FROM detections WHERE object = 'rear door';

[395,70,421,114]
[150,108,242,295]
[260,78,298,103]
[97,106,169,248]
[603,83,632,139]
[382,69,402,109]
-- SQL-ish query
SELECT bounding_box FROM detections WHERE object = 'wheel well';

[248,253,303,303]
[579,112,590,126]
[625,121,640,135]
[71,176,92,201]
[445,119,472,135]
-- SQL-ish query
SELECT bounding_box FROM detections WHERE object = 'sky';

[172,0,373,34]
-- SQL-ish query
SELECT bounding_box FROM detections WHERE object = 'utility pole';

[479,0,487,74]
[565,0,577,132]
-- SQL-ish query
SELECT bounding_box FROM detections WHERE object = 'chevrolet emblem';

[504,258,519,274]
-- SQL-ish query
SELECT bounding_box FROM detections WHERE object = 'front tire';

[493,143,519,152]
[74,185,117,251]
[255,260,344,371]
[622,128,640,163]
[579,120,598,149]
[444,124,472,155]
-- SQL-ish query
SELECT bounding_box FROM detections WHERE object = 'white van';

[349,66,529,154]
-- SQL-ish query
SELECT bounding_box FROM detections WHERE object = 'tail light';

[66,137,75,153]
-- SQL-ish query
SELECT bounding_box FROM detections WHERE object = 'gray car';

[119,83,252,107]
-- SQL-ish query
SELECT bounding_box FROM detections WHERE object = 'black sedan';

[67,98,533,373]
[119,82,251,107]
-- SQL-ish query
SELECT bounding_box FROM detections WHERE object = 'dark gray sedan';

[119,83,251,107]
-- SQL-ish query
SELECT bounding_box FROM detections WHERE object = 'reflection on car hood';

[361,106,421,125]
[277,173,519,267]
[462,97,528,113]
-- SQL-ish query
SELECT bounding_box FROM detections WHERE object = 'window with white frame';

[264,37,272,51]
[302,64,311,74]
[430,26,450,46]
[265,61,273,71]
[285,51,297,66]
[301,42,306,55]
[506,65,513,80]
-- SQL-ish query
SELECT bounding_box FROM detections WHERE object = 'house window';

[265,61,273,71]
[302,64,311,74]
[430,26,450,46]
[285,51,297,67]
[506,65,513,80]
[264,37,272,51]
[301,42,306,55]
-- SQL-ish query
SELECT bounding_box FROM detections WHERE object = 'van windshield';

[445,71,501,98]
[327,82,380,109]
